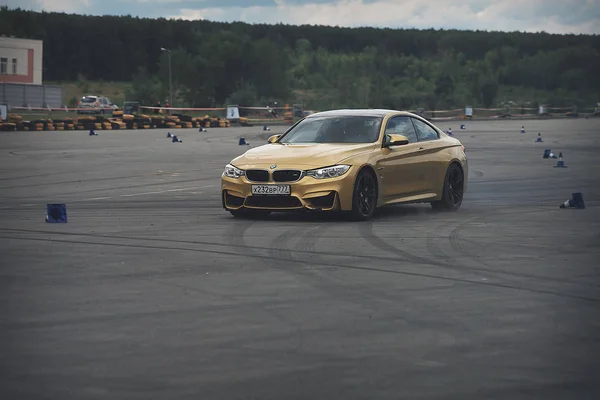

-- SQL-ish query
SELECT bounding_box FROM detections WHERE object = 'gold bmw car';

[221,109,468,220]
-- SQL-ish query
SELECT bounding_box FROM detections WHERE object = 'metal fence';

[0,83,63,108]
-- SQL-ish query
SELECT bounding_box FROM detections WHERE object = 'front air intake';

[245,196,303,208]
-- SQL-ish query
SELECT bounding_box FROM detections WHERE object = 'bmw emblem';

[270,164,277,169]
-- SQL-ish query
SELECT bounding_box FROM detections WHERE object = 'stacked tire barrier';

[0,112,231,132]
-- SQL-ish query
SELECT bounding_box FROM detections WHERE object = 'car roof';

[305,109,414,118]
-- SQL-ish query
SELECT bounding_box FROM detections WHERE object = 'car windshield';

[280,116,383,144]
[81,97,97,103]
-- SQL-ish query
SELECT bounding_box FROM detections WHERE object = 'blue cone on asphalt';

[460,124,466,129]
[172,135,182,143]
[560,192,585,209]
[167,132,172,138]
[543,149,557,159]
[89,129,97,136]
[199,127,207,132]
[46,204,67,223]
[446,128,452,136]
[263,125,270,131]
[521,126,525,134]
[554,152,567,168]
[239,137,249,145]
[535,133,543,142]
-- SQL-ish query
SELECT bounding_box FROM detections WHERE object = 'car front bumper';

[221,170,357,212]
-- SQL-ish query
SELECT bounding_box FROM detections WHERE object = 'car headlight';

[306,165,351,179]
[223,164,245,178]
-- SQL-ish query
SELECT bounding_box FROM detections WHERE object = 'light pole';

[160,47,172,106]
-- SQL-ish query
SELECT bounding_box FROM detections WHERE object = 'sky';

[3,0,600,35]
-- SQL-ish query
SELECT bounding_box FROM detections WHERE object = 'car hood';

[231,143,377,169]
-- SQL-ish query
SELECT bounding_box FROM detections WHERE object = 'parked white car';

[77,95,119,115]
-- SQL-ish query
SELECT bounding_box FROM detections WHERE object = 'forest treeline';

[1,7,599,110]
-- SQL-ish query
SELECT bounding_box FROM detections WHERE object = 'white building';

[0,36,43,85]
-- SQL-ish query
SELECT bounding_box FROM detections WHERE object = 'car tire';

[350,169,378,221]
[431,163,464,211]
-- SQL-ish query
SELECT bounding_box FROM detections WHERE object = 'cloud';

[13,0,94,13]
[172,0,600,34]
[5,0,600,34]
[166,0,600,34]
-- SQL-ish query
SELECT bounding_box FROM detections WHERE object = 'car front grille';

[245,169,269,182]
[245,196,303,208]
[273,170,303,182]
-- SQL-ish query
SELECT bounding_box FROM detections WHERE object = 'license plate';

[251,184,291,195]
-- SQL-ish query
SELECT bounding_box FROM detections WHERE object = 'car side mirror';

[385,134,409,147]
[267,134,281,144]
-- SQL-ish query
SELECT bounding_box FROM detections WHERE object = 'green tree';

[128,67,165,105]
[226,81,259,106]
[2,7,599,110]
[479,77,499,108]
[434,72,455,107]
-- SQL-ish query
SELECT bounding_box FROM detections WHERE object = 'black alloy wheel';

[431,163,464,211]
[351,169,378,221]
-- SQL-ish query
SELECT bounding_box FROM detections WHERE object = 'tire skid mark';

[448,208,548,274]
[423,216,518,285]
[240,223,392,316]
[446,207,598,284]
[425,217,460,264]
[0,167,211,189]
[266,223,415,319]
[448,222,507,275]
[224,218,256,261]
[0,171,74,181]
[360,210,598,293]
[79,220,257,305]
[1,234,598,302]
[327,221,475,353]
[0,225,593,287]
[424,213,496,272]
[296,226,321,266]
[265,224,334,277]
[203,219,305,340]
[0,177,216,200]
[239,222,311,352]
[268,225,296,264]
[359,220,448,268]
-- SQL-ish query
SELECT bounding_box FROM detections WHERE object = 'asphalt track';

[1,119,599,400]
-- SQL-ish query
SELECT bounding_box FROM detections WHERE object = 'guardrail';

[2,105,597,131]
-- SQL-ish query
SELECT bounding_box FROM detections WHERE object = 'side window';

[411,118,439,142]
[384,116,418,143]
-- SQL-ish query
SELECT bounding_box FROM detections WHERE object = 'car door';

[99,97,108,110]
[377,115,429,200]
[410,117,443,191]
[105,97,117,110]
